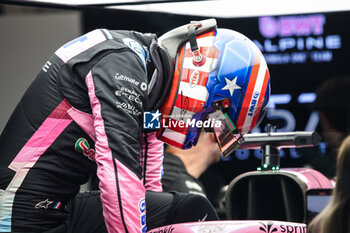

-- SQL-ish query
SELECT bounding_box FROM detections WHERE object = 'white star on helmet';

[221,77,241,96]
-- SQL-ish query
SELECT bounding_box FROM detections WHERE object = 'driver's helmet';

[156,19,270,157]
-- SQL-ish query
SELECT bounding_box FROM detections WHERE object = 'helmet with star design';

[156,19,270,157]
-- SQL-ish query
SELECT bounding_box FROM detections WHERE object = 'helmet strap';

[188,22,206,66]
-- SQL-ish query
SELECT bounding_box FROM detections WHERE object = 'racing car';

[148,130,332,233]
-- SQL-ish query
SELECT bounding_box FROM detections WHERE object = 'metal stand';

[261,124,280,171]
[238,125,322,171]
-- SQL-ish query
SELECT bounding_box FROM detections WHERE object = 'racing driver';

[0,19,270,232]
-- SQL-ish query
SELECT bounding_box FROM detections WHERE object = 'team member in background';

[304,75,350,178]
[0,18,270,232]
[162,131,221,197]
[308,135,350,233]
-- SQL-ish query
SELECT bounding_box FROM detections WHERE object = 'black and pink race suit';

[0,29,164,233]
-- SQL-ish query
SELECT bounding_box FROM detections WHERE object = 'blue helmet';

[157,19,270,157]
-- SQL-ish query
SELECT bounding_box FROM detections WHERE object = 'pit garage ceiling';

[3,0,350,17]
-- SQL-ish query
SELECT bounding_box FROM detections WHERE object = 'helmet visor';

[208,110,245,158]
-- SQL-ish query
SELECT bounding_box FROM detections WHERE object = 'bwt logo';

[248,91,260,117]
[259,14,325,38]
[143,110,161,129]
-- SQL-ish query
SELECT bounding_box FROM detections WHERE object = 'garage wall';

[0,7,81,132]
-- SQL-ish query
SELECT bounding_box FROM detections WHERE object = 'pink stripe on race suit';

[12,100,72,164]
[16,118,72,149]
[67,107,97,142]
[3,100,73,231]
[85,70,145,233]
[141,132,163,192]
[116,158,147,232]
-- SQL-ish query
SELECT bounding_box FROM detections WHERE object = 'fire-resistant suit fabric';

[0,29,164,233]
